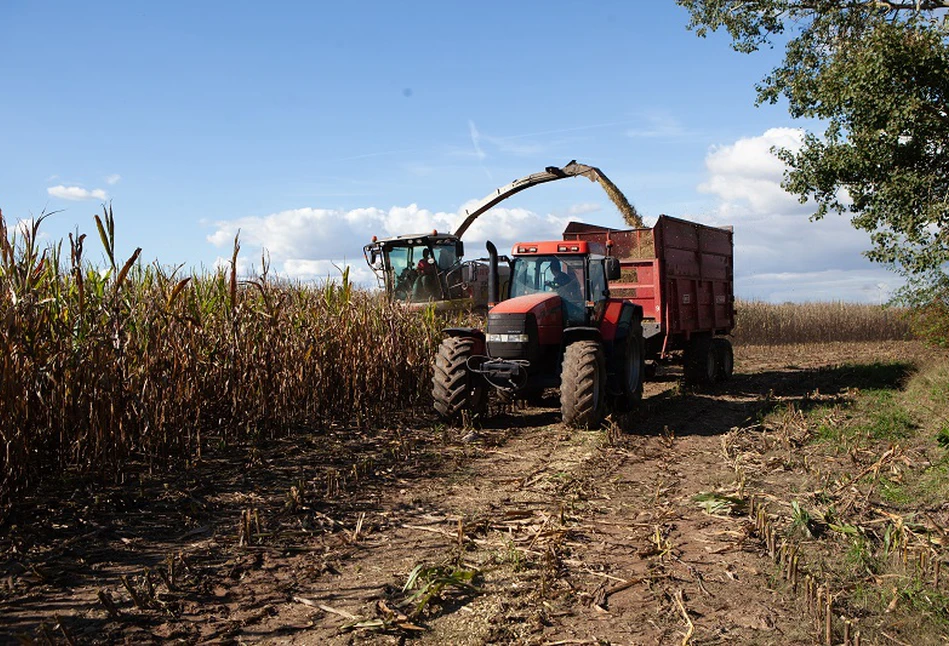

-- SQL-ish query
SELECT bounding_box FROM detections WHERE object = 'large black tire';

[432,336,486,421]
[614,324,645,413]
[712,337,734,381]
[561,340,606,429]
[684,333,717,386]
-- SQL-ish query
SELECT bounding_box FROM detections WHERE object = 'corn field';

[0,208,919,520]
[0,209,442,519]
[732,299,911,346]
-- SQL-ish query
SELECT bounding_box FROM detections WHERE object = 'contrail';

[468,119,492,181]
[468,120,487,161]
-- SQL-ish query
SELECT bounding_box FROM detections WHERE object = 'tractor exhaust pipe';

[486,241,499,307]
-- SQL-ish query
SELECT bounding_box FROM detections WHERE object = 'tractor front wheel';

[561,340,606,429]
[432,336,486,421]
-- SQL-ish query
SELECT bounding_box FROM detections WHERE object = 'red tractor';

[432,239,645,428]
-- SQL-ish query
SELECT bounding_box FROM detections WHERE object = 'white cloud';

[699,127,806,214]
[47,185,108,201]
[105,174,121,185]
[282,259,378,284]
[740,269,900,304]
[12,218,49,241]
[207,201,580,283]
[696,127,904,302]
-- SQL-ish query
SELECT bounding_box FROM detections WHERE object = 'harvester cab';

[363,232,483,310]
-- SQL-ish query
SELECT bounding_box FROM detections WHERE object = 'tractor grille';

[487,313,538,360]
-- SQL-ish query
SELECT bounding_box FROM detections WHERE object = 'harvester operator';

[413,248,439,301]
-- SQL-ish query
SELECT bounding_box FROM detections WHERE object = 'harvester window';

[435,246,457,270]
[386,244,442,301]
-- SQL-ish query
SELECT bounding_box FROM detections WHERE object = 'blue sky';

[0,1,900,302]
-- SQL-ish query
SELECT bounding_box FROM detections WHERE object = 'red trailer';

[563,215,735,382]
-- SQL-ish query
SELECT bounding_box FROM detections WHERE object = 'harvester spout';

[452,161,641,240]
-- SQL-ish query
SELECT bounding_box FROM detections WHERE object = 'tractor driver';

[547,259,583,322]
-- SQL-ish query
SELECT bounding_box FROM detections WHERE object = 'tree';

[678,1,949,303]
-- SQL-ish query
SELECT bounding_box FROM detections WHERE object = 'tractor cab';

[507,241,617,327]
[363,233,464,305]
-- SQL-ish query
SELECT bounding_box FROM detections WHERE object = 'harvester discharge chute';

[363,161,641,311]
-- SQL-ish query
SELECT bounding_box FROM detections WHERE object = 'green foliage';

[937,425,949,448]
[402,563,481,618]
[846,534,882,576]
[693,491,745,516]
[859,390,917,441]
[789,500,815,538]
[679,1,949,303]
[899,274,949,347]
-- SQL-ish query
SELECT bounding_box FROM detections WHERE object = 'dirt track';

[0,341,931,644]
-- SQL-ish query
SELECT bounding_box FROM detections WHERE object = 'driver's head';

[422,248,432,259]
[550,259,564,274]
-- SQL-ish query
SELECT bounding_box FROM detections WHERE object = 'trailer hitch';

[467,355,530,391]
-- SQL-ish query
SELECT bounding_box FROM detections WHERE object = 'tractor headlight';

[487,333,530,344]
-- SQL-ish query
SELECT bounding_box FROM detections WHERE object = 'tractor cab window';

[510,255,586,325]
[589,260,607,304]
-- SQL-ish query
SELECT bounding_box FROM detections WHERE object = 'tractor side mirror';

[457,241,464,258]
[605,257,621,281]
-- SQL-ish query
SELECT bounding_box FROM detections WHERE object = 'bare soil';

[0,341,938,645]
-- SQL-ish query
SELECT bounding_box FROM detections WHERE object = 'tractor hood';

[490,292,562,323]
[487,292,563,357]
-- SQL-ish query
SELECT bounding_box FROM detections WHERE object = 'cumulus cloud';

[696,128,902,302]
[207,202,574,283]
[699,127,806,215]
[47,185,108,201]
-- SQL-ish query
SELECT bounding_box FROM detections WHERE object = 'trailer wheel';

[432,336,486,421]
[614,325,645,413]
[685,334,717,386]
[561,340,606,429]
[712,338,733,381]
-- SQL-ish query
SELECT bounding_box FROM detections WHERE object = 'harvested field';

[3,339,946,644]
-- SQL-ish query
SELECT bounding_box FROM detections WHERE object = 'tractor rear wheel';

[685,334,717,386]
[561,340,606,429]
[432,336,486,421]
[712,337,733,381]
[614,324,645,413]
